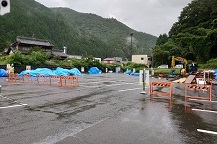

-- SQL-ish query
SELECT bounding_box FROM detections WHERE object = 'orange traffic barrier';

[8,73,19,82]
[185,84,212,101]
[49,75,61,86]
[36,75,47,84]
[59,76,79,87]
[5,73,9,81]
[22,74,32,82]
[150,81,172,97]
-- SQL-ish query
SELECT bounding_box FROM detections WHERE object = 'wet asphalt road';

[0,73,217,144]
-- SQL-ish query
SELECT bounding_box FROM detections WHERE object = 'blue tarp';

[70,68,82,76]
[130,72,140,76]
[0,69,7,77]
[19,67,82,77]
[53,67,71,76]
[88,67,102,74]
[123,70,139,76]
[124,70,132,75]
[214,70,217,80]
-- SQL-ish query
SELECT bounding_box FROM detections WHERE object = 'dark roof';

[16,36,54,47]
[52,49,68,58]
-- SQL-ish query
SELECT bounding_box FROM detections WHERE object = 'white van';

[175,64,183,68]
[157,65,168,68]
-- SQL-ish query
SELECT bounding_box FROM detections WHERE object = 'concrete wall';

[132,55,148,65]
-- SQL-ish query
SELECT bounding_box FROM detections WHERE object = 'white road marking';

[192,108,217,114]
[197,129,217,135]
[79,81,116,85]
[188,99,217,103]
[105,83,129,87]
[119,88,142,92]
[35,117,111,144]
[80,85,99,88]
[80,82,138,88]
[0,104,28,109]
[0,95,14,101]
[0,95,28,109]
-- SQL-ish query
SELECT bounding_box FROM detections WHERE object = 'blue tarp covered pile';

[130,72,140,76]
[0,69,7,77]
[124,70,132,75]
[214,70,217,80]
[124,70,139,76]
[0,67,103,77]
[88,67,102,74]
[19,67,82,77]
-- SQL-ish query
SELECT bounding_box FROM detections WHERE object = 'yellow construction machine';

[171,56,188,70]
[170,56,198,76]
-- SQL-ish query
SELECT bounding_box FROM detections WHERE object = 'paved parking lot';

[0,74,217,144]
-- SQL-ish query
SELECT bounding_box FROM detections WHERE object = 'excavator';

[171,56,198,75]
[171,56,188,71]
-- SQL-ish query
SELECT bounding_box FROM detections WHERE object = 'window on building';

[141,57,144,60]
[22,47,29,51]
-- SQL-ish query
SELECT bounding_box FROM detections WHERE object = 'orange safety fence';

[6,74,79,87]
[22,74,32,82]
[4,73,9,81]
[150,81,173,97]
[7,73,20,82]
[59,76,79,87]
[36,75,48,84]
[185,84,212,101]
[49,75,61,86]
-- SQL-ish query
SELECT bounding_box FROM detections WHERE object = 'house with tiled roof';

[51,49,68,60]
[7,36,68,60]
[8,36,54,54]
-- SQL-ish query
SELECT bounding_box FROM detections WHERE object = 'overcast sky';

[35,0,192,37]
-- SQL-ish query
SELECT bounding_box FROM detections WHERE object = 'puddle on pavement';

[138,93,217,144]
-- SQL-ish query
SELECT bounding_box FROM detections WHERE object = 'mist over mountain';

[0,0,157,59]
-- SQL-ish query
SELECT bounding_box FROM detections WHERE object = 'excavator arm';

[171,56,188,70]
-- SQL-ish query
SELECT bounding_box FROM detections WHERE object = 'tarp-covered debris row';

[0,67,103,77]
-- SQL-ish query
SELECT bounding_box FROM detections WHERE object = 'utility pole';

[130,33,133,61]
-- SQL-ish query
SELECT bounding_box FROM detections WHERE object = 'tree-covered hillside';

[0,0,157,59]
[153,0,217,67]
[52,8,157,57]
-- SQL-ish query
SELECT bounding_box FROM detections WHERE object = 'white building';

[132,55,152,67]
[102,57,123,64]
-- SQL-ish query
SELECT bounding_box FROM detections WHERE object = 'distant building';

[51,49,68,60]
[68,55,82,59]
[103,57,123,64]
[8,36,54,54]
[103,57,115,64]
[132,55,152,67]
[94,58,102,62]
[6,36,70,60]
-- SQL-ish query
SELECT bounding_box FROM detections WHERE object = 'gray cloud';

[35,0,192,37]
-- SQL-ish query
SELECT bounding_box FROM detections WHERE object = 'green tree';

[5,51,24,65]
[155,0,217,66]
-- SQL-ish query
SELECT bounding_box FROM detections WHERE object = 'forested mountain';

[51,8,156,58]
[153,0,217,66]
[0,0,157,59]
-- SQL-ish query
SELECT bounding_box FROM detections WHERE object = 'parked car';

[175,64,183,68]
[157,64,168,68]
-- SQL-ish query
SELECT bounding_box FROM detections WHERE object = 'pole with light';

[130,33,133,61]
